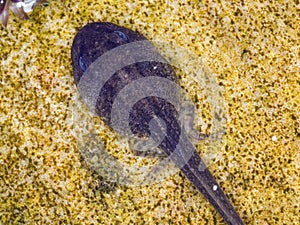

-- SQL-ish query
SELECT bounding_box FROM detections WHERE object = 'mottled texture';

[0,1,299,224]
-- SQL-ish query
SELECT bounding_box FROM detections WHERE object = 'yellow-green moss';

[0,0,299,224]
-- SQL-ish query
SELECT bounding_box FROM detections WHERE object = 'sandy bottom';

[0,1,299,224]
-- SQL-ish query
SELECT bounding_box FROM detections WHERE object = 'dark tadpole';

[71,22,245,225]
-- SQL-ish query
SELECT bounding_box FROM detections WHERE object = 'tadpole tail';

[168,133,245,225]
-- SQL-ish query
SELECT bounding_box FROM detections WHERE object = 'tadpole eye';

[79,56,87,72]
[113,30,129,43]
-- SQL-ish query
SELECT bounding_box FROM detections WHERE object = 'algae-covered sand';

[0,0,299,224]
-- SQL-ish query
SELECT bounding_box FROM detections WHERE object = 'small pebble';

[272,135,277,142]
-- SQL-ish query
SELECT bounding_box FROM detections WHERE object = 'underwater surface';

[0,0,299,224]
